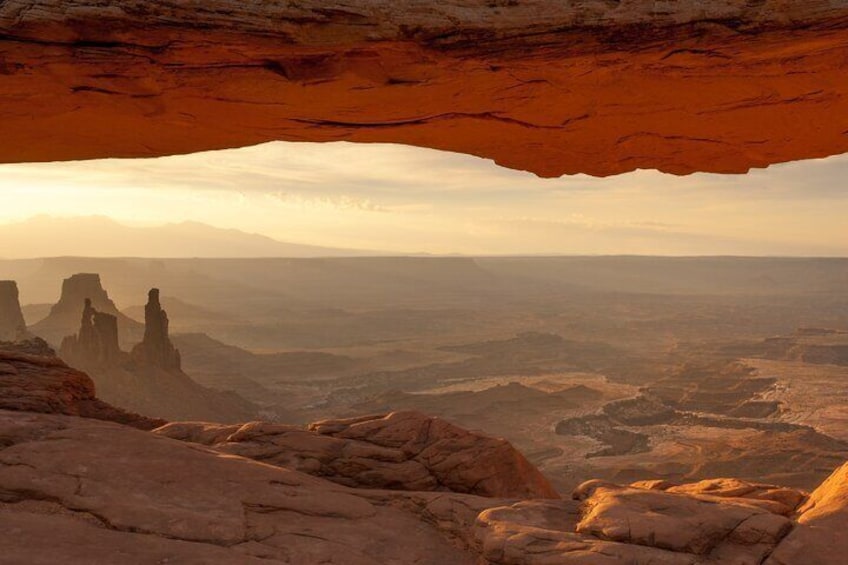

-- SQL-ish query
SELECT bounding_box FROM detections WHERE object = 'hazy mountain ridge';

[0,215,382,259]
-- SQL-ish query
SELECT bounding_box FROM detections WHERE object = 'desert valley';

[2,1,848,564]
[2,254,848,563]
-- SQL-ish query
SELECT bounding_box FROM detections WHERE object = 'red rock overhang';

[1,1,847,177]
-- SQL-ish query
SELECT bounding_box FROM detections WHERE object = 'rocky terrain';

[6,258,848,496]
[1,2,848,176]
[0,339,162,430]
[155,411,558,499]
[1,342,847,564]
[57,283,260,423]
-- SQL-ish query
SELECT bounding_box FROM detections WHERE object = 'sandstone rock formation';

[475,476,813,564]
[765,462,848,565]
[0,340,163,430]
[30,273,141,347]
[51,286,257,423]
[155,411,559,499]
[60,298,123,367]
[1,2,848,176]
[0,409,492,565]
[2,365,848,564]
[0,280,28,342]
[630,478,806,517]
[130,288,181,371]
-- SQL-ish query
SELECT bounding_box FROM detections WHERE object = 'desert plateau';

[1,1,848,564]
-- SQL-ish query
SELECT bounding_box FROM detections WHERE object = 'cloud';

[0,141,846,256]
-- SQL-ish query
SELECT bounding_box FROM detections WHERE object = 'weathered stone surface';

[631,478,807,516]
[0,409,489,565]
[1,398,846,564]
[0,281,27,342]
[1,2,848,176]
[0,341,163,430]
[572,480,793,562]
[765,462,848,565]
[155,411,560,499]
[475,499,698,565]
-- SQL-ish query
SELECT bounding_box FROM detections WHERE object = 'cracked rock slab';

[0,409,485,564]
[155,411,560,499]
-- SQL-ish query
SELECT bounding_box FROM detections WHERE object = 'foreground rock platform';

[155,411,559,499]
[2,345,847,564]
[2,406,848,564]
[1,1,848,176]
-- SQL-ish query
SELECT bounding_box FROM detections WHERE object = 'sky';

[0,141,846,256]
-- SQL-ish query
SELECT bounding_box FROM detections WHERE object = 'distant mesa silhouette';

[131,288,182,372]
[30,273,141,347]
[0,280,29,342]
[61,287,181,373]
[60,298,123,368]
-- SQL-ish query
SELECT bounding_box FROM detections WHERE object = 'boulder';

[765,462,848,565]
[30,273,141,347]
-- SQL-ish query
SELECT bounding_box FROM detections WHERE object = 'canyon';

[2,259,848,563]
[2,338,848,564]
[1,2,848,563]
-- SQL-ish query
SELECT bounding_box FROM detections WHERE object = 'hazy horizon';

[2,214,848,260]
[1,141,847,257]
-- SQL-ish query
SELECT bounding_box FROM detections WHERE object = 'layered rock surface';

[765,462,848,565]
[155,411,559,499]
[1,1,848,176]
[1,369,847,564]
[0,340,163,430]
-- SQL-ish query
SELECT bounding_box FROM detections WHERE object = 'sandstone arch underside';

[1,1,848,177]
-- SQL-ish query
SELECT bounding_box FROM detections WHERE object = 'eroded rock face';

[0,409,486,565]
[0,280,27,342]
[30,273,141,347]
[1,2,848,176]
[130,288,181,371]
[573,481,792,562]
[155,411,560,499]
[475,476,810,565]
[0,341,163,430]
[765,462,848,565]
[1,392,846,564]
[60,298,123,367]
[631,478,806,516]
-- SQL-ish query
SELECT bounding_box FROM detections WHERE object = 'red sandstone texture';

[2,349,848,564]
[155,411,559,499]
[1,1,847,176]
[0,341,164,430]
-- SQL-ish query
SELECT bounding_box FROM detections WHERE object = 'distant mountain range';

[0,216,383,259]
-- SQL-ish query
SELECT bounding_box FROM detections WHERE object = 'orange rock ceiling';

[1,1,847,177]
